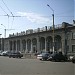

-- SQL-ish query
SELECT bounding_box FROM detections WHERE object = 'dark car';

[42,53,50,61]
[72,55,75,63]
[9,52,23,58]
[48,52,68,62]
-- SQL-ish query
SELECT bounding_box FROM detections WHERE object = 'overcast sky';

[0,0,74,38]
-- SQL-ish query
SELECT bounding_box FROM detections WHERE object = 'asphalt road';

[0,56,75,75]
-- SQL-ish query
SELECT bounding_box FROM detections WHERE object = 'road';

[0,56,75,75]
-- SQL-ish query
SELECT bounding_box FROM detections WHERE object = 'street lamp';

[47,4,55,53]
[0,34,2,50]
[0,34,2,37]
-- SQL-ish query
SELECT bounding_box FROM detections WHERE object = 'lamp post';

[47,4,55,53]
[0,34,2,37]
[0,34,2,50]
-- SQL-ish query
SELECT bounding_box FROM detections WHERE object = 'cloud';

[17,12,52,25]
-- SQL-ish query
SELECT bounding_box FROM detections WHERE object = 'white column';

[12,41,14,51]
[25,40,28,53]
[16,40,17,52]
[37,37,40,53]
[20,39,22,52]
[61,33,65,54]
[7,41,9,51]
[31,39,33,53]
[45,37,47,52]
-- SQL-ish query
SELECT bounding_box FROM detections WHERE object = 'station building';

[1,21,75,56]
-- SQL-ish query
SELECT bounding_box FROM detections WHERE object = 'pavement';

[0,56,75,75]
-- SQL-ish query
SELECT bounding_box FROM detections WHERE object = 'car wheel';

[42,58,45,61]
[55,59,60,62]
[72,60,75,63]
[40,59,42,60]
[19,57,21,58]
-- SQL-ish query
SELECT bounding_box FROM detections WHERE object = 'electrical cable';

[1,0,14,28]
[0,5,8,15]
[1,0,13,16]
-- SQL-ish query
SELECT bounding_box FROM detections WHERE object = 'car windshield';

[41,53,49,56]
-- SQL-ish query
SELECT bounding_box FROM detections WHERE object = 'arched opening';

[54,35,62,52]
[17,40,20,51]
[22,39,26,52]
[40,37,45,52]
[46,36,53,52]
[32,38,37,53]
[27,39,31,53]
[13,41,16,50]
[9,41,12,50]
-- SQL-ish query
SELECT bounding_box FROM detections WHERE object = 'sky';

[0,0,74,38]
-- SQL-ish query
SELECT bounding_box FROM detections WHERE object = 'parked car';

[1,51,11,56]
[48,52,68,62]
[9,51,23,58]
[0,50,3,56]
[72,55,75,63]
[68,55,74,61]
[37,52,50,60]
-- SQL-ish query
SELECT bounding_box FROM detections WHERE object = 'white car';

[0,50,3,56]
[37,54,42,60]
[68,55,74,61]
[37,52,50,60]
[1,51,10,56]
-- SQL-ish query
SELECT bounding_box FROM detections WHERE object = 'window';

[72,32,75,39]
[72,45,75,52]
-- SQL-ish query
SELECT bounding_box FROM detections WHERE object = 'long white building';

[2,22,75,56]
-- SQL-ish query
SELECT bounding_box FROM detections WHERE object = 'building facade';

[3,22,75,55]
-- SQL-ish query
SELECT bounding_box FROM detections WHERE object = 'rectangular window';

[72,32,75,39]
[72,45,75,52]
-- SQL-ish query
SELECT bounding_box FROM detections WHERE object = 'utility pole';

[4,29,6,38]
[1,24,14,38]
[4,29,15,38]
[47,4,55,53]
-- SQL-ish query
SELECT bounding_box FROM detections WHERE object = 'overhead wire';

[0,5,9,29]
[0,0,73,24]
[1,0,13,16]
[0,5,8,16]
[1,0,14,28]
